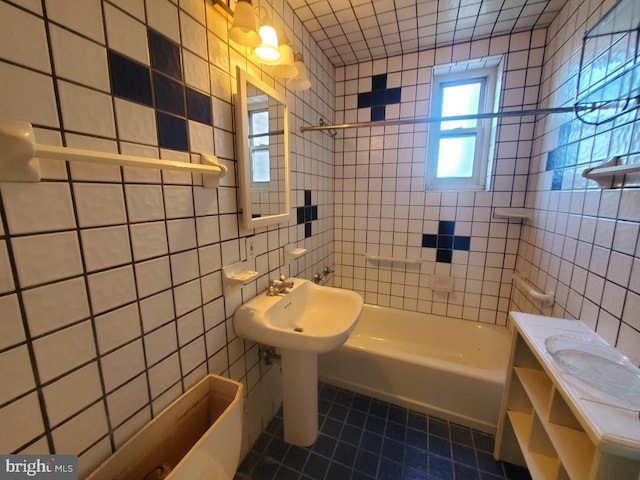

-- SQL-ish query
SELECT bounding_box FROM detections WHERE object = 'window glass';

[425,61,500,191]
[440,82,482,130]
[437,136,476,178]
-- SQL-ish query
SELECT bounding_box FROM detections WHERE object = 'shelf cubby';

[494,312,640,480]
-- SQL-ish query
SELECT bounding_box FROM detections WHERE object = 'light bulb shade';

[229,0,261,48]
[288,59,311,90]
[253,23,280,65]
[273,43,298,78]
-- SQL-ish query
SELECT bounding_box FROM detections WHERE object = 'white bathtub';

[318,304,512,433]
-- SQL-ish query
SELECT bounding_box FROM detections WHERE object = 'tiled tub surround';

[511,0,640,363]
[333,30,544,325]
[0,0,335,476]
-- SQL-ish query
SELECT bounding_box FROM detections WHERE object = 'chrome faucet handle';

[322,267,334,275]
[279,274,286,282]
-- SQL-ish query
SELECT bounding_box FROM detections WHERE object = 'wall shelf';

[493,208,533,221]
[0,118,227,187]
[494,313,640,479]
[582,156,640,188]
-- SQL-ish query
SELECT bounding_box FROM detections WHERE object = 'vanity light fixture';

[228,0,261,48]
[272,35,298,78]
[288,53,311,90]
[253,13,280,64]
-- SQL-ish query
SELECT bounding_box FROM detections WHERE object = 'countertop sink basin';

[233,278,363,354]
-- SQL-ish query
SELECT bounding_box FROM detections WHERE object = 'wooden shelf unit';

[494,313,640,480]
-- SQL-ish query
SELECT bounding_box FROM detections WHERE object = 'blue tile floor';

[236,383,531,480]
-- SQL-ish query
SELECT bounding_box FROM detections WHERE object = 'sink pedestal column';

[280,350,318,446]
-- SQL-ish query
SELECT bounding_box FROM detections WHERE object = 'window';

[249,108,270,184]
[426,63,500,190]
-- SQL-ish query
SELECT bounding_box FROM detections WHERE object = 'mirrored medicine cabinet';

[235,66,290,229]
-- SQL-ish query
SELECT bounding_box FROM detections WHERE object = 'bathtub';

[318,304,512,433]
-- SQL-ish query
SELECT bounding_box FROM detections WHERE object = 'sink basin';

[233,278,363,446]
[233,278,363,354]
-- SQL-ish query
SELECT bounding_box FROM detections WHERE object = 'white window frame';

[426,65,499,191]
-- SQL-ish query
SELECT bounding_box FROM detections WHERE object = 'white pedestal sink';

[233,278,363,446]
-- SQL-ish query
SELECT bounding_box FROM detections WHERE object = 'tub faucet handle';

[323,267,334,275]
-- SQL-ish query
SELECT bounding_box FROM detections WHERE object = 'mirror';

[235,66,290,229]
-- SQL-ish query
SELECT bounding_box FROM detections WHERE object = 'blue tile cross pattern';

[357,74,402,122]
[422,221,471,264]
[235,383,531,480]
[296,190,318,239]
[107,29,213,152]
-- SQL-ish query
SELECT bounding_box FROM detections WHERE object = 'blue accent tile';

[382,438,404,459]
[312,434,336,457]
[371,105,386,121]
[378,458,403,479]
[388,405,407,425]
[303,453,329,478]
[304,189,312,205]
[148,29,182,79]
[361,432,382,455]
[385,421,406,442]
[327,463,352,479]
[265,437,288,460]
[451,423,473,446]
[454,236,471,251]
[552,169,564,190]
[354,449,379,477]
[304,222,312,238]
[346,409,367,428]
[438,220,456,235]
[275,465,298,480]
[154,73,184,115]
[311,205,318,221]
[296,207,305,224]
[156,112,188,151]
[372,74,387,90]
[422,234,437,248]
[407,429,428,450]
[565,142,578,166]
[108,51,152,106]
[454,462,481,480]
[341,424,359,445]
[370,399,389,418]
[334,441,357,466]
[472,431,495,453]
[558,121,572,145]
[283,446,308,471]
[358,91,371,108]
[429,453,454,478]
[386,87,402,104]
[186,87,212,124]
[429,418,450,439]
[405,445,428,471]
[436,249,452,263]
[304,205,313,222]
[438,235,453,249]
[371,89,386,106]
[365,415,386,434]
[453,443,477,467]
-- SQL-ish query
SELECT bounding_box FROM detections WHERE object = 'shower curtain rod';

[299,105,593,133]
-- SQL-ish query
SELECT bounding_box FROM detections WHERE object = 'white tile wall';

[334,31,542,324]
[0,0,334,472]
[512,0,640,363]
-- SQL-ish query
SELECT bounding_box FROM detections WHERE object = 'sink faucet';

[267,275,294,296]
